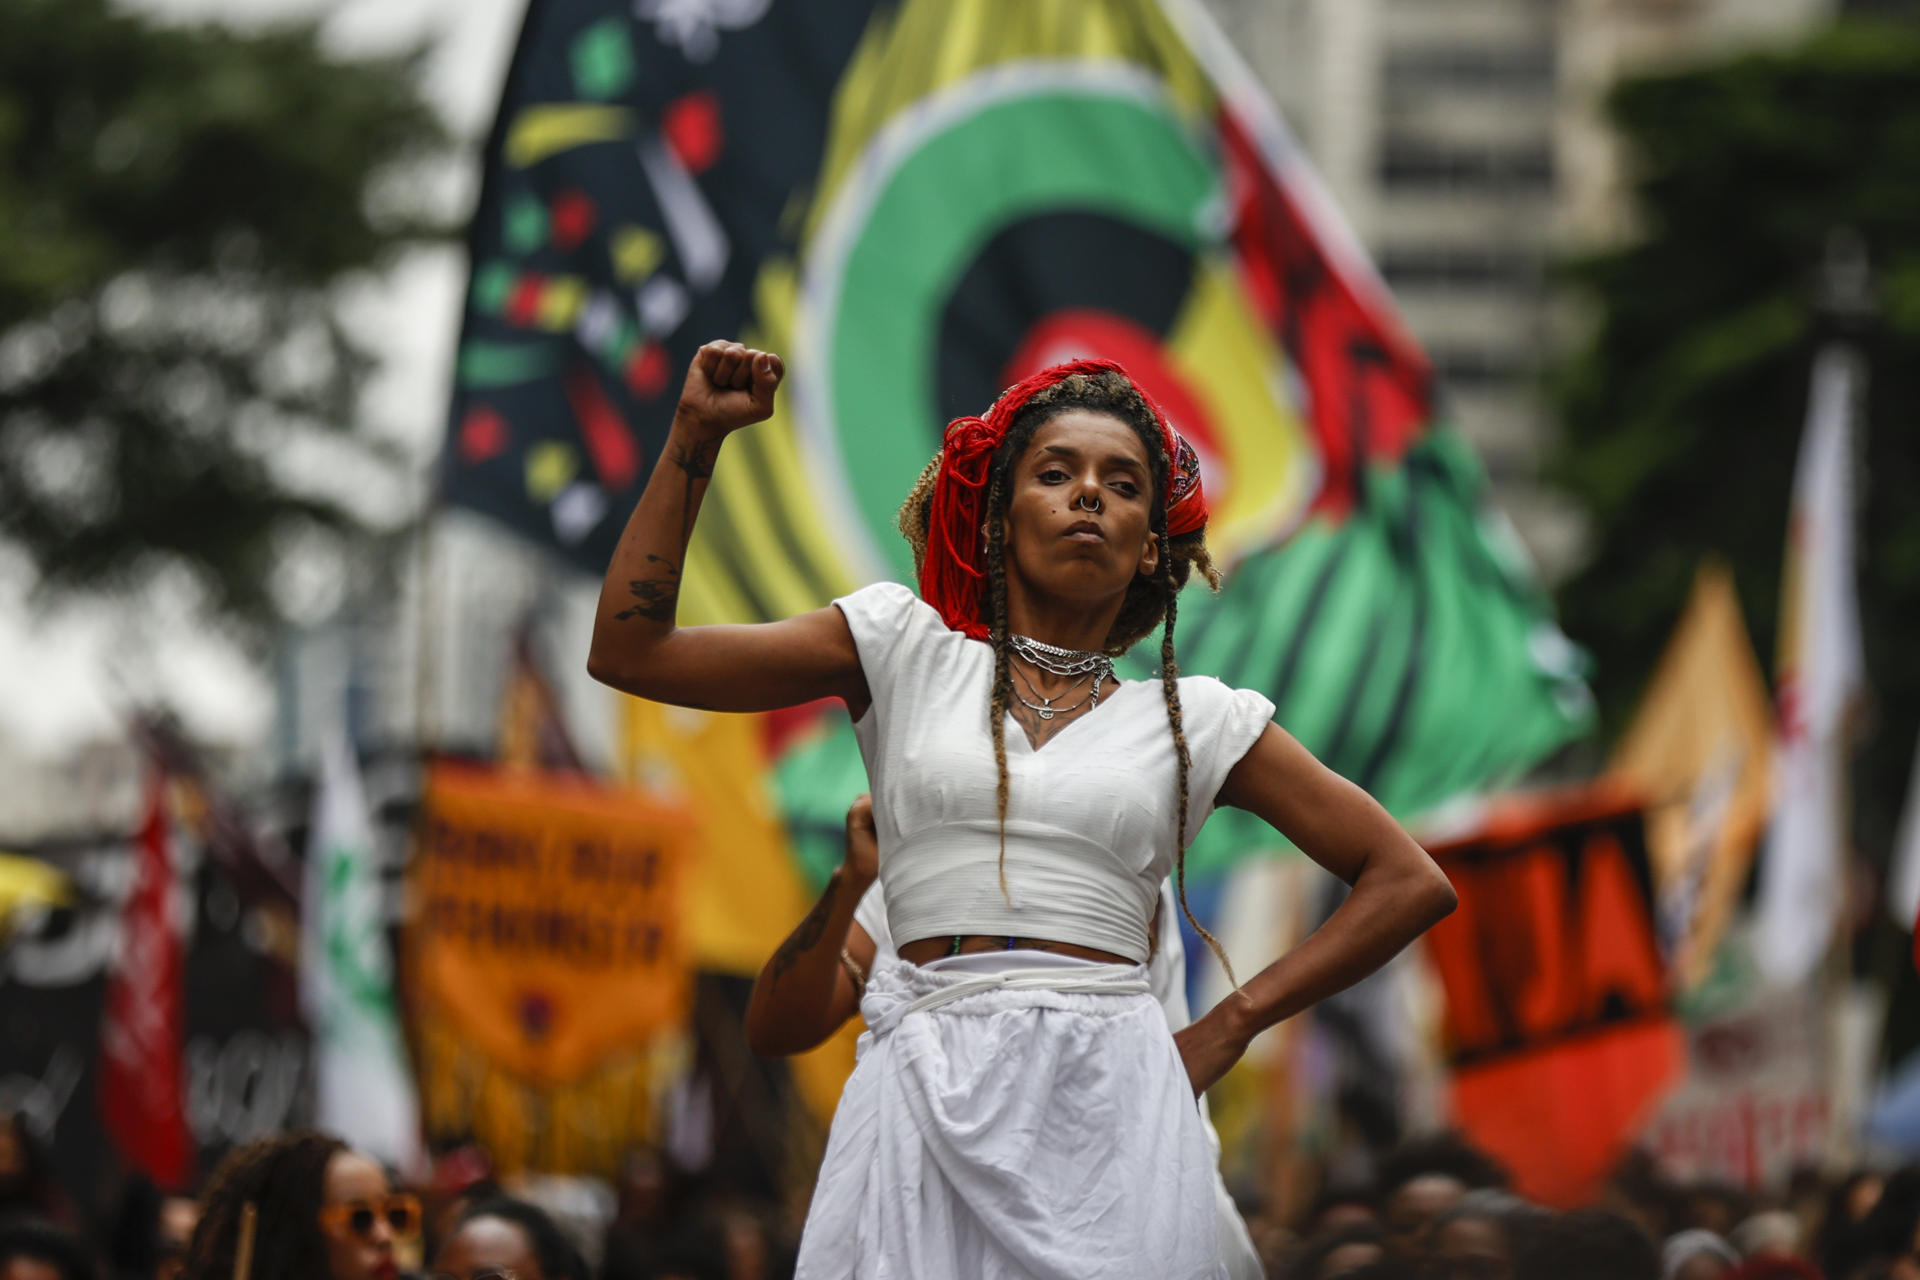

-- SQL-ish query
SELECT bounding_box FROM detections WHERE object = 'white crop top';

[834,581,1275,963]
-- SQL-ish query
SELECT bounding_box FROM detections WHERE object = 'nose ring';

[1073,494,1102,513]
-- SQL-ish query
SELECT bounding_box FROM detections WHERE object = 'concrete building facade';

[1199,0,1834,583]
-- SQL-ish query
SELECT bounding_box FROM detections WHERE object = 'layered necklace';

[1007,633,1115,721]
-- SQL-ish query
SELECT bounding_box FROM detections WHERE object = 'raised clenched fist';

[673,340,784,440]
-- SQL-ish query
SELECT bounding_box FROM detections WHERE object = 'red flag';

[99,769,193,1188]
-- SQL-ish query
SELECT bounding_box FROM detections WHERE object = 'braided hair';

[899,370,1234,980]
[181,1131,345,1280]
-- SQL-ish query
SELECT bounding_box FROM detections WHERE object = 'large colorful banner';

[442,0,1591,880]
[1426,790,1684,1207]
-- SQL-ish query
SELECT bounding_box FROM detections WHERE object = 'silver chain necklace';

[1010,664,1094,721]
[1008,634,1114,721]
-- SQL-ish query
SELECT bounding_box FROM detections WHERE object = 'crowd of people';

[5,1111,1919,1280]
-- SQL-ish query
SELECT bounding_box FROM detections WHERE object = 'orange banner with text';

[1427,786,1684,1207]
[411,762,693,1086]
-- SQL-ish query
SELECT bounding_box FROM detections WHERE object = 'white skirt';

[795,951,1230,1280]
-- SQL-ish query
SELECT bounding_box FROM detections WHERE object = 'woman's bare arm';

[1172,724,1456,1095]
[744,796,880,1056]
[586,341,869,715]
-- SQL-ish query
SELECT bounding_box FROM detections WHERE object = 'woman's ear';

[1136,530,1161,579]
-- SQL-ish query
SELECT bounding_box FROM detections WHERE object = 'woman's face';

[999,409,1160,614]
[320,1152,402,1280]
[432,1216,543,1280]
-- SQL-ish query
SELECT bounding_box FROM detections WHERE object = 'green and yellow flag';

[442,0,1592,892]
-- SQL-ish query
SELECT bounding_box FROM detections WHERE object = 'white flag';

[301,723,423,1172]
[1752,346,1864,986]
[1889,727,1920,931]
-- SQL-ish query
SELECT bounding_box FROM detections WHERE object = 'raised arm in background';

[744,794,880,1056]
[586,341,869,717]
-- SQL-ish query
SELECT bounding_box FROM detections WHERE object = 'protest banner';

[1427,787,1684,1207]
[410,762,692,1173]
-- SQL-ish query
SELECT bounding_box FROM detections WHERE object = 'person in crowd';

[1601,1150,1679,1245]
[590,341,1455,1277]
[152,1198,198,1280]
[1306,1180,1383,1236]
[181,1131,419,1280]
[1732,1213,1805,1262]
[1724,1258,1823,1280]
[1816,1171,1887,1280]
[422,1142,497,1262]
[431,1196,590,1280]
[107,1178,199,1280]
[0,1219,95,1280]
[1664,1229,1739,1280]
[1855,1167,1920,1280]
[1512,1212,1666,1280]
[0,1117,75,1231]
[648,1218,730,1280]
[1683,1186,1752,1243]
[601,1147,683,1280]
[1515,1209,1660,1280]
[1421,1190,1548,1280]
[1376,1136,1511,1264]
[1287,1223,1389,1280]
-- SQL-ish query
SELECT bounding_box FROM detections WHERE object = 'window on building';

[1379,247,1539,291]
[1384,45,1556,95]
[1379,140,1555,194]
[1428,348,1534,390]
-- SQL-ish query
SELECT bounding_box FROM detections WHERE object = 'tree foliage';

[1551,23,1920,858]
[0,0,447,628]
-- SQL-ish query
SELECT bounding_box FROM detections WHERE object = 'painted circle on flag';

[798,68,1226,580]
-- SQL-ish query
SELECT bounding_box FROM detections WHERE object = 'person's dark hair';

[1431,1190,1549,1259]
[0,1113,68,1222]
[0,1216,99,1280]
[108,1174,163,1276]
[180,1131,345,1280]
[1307,1176,1382,1230]
[897,370,1228,972]
[1515,1209,1659,1280]
[1857,1167,1920,1271]
[1341,1260,1418,1280]
[455,1196,590,1280]
[1289,1221,1389,1280]
[1378,1133,1512,1201]
[1816,1169,1888,1280]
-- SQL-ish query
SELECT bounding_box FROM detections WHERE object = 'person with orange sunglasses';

[182,1132,421,1280]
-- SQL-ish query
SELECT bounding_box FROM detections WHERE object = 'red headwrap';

[919,358,1210,639]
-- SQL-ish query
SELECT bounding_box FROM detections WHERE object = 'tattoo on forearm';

[615,555,679,623]
[768,875,840,985]
[670,438,721,480]
[665,438,720,546]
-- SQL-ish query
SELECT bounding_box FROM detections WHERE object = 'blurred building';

[1199,0,1835,584]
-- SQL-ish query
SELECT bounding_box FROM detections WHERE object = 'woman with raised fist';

[588,340,1456,1279]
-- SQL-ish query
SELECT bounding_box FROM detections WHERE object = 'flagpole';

[1819,227,1869,993]
[1818,228,1871,1169]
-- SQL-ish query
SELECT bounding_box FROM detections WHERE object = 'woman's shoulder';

[1170,673,1278,727]
[835,579,940,626]
[833,580,960,671]
[1169,671,1236,704]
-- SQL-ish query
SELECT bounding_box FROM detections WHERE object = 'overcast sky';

[0,0,525,759]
